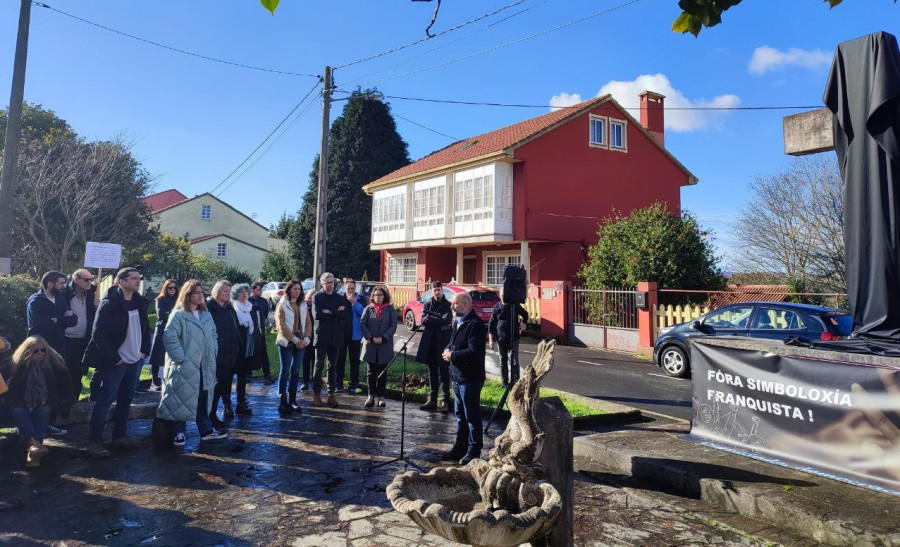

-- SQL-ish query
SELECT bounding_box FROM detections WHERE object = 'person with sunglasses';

[0,336,75,468]
[62,269,98,400]
[148,279,178,392]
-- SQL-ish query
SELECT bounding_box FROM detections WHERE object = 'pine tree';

[288,91,410,280]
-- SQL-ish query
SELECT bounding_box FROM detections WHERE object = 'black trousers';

[64,336,90,399]
[336,337,362,388]
[426,342,451,401]
[302,342,315,384]
[366,361,387,397]
[498,338,521,385]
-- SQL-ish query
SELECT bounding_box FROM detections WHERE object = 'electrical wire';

[350,0,644,88]
[334,0,529,69]
[32,1,320,78]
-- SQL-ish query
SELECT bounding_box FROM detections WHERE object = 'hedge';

[0,275,39,349]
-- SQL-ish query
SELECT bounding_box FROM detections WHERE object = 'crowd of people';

[1,267,520,467]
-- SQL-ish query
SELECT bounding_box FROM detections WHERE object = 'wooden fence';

[652,303,709,342]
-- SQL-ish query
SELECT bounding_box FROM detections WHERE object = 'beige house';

[144,189,286,276]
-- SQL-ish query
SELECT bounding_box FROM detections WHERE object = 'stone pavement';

[1,381,811,546]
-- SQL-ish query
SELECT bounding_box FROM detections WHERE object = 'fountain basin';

[387,463,561,547]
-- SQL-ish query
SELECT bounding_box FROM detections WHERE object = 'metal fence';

[572,287,640,330]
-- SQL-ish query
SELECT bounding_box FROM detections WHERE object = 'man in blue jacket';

[83,267,151,457]
[27,271,77,357]
[441,292,486,465]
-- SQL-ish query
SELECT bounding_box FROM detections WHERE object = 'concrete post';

[534,396,574,547]
[637,281,658,357]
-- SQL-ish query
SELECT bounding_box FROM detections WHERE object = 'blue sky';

[1,0,896,269]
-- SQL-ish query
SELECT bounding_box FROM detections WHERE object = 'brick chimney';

[639,91,665,146]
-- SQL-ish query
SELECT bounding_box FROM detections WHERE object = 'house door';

[463,258,476,284]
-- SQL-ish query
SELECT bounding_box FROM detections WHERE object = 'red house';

[363,91,696,291]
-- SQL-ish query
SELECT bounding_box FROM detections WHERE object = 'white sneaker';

[200,429,228,441]
[173,433,186,447]
[377,398,386,407]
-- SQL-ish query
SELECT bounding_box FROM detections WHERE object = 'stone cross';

[783,108,834,156]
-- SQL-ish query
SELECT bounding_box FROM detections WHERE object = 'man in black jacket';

[62,269,98,398]
[415,282,453,412]
[84,267,150,457]
[27,271,77,357]
[488,302,529,387]
[441,292,487,465]
[312,272,349,408]
[249,281,274,383]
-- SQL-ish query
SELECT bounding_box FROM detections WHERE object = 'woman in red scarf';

[359,285,397,407]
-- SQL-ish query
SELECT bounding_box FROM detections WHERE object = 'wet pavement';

[0,381,802,546]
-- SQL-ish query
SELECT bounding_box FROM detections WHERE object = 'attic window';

[457,139,479,151]
[589,114,607,148]
[201,204,211,220]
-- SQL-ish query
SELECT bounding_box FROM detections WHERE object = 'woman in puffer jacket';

[156,280,227,447]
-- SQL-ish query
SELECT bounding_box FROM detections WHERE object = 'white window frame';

[609,118,627,152]
[412,178,445,229]
[589,114,608,148]
[454,173,494,223]
[216,242,227,258]
[387,254,417,285]
[201,204,212,220]
[484,252,521,286]
[371,186,407,242]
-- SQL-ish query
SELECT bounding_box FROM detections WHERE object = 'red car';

[402,285,500,330]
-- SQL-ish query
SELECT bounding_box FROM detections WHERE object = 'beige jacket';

[275,296,312,347]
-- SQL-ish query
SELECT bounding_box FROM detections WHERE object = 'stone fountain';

[387,340,563,546]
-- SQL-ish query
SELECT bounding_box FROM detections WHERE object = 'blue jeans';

[278,345,306,395]
[89,360,140,442]
[11,405,51,443]
[452,381,484,457]
[174,373,212,435]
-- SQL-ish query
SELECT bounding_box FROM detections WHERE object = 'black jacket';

[26,290,77,355]
[83,286,151,369]
[148,295,176,366]
[313,290,350,347]
[0,357,75,417]
[488,303,529,342]
[207,298,240,367]
[62,280,98,338]
[414,296,452,364]
[249,295,269,335]
[445,309,487,384]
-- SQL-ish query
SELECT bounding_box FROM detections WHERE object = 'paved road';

[392,325,694,422]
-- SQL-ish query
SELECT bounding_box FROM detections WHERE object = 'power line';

[351,0,644,87]
[339,1,549,89]
[392,112,461,142]
[32,1,320,78]
[376,94,822,111]
[334,0,528,69]
[210,80,322,196]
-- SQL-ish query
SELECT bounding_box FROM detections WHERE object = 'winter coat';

[156,309,217,422]
[275,297,312,347]
[342,295,366,341]
[26,290,77,356]
[149,296,176,366]
[62,280,98,337]
[206,298,240,367]
[360,305,398,365]
[0,357,75,419]
[446,309,487,384]
[414,296,452,364]
[83,286,151,369]
[488,303,529,342]
[313,290,350,347]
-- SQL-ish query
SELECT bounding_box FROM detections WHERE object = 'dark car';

[653,301,853,378]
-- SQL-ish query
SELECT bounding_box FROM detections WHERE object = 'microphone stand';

[372,320,425,471]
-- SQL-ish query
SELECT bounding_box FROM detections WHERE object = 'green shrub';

[0,275,39,348]
[222,265,254,285]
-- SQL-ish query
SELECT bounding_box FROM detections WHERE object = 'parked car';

[653,301,853,378]
[262,281,287,307]
[337,281,377,305]
[402,285,501,330]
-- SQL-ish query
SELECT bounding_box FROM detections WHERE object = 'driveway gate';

[570,287,640,351]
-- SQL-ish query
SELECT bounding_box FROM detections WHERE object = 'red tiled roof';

[365,95,616,190]
[705,285,790,308]
[143,189,187,213]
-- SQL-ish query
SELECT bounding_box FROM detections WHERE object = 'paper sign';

[84,242,122,269]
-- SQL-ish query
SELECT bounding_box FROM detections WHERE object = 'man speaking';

[441,292,486,465]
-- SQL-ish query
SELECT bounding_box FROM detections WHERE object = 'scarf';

[373,302,390,319]
[233,299,255,358]
[24,360,51,411]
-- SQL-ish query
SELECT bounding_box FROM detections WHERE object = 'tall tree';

[579,202,724,291]
[731,155,845,292]
[289,92,410,279]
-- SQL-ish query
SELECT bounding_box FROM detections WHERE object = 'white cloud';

[748,46,831,75]
[595,73,740,132]
[548,92,583,111]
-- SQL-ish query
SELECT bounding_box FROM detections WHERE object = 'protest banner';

[689,339,900,497]
[84,242,122,270]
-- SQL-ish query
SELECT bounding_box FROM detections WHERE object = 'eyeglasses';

[78,277,95,282]
[191,290,204,295]
[167,286,177,291]
[33,348,47,354]
[372,293,384,298]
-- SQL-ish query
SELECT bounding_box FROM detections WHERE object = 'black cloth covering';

[823,31,900,341]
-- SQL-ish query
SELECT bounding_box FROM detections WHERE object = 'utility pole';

[312,66,332,289]
[0,0,32,275]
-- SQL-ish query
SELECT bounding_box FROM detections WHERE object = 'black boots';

[288,391,302,413]
[223,400,235,419]
[236,399,252,416]
[278,394,292,414]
